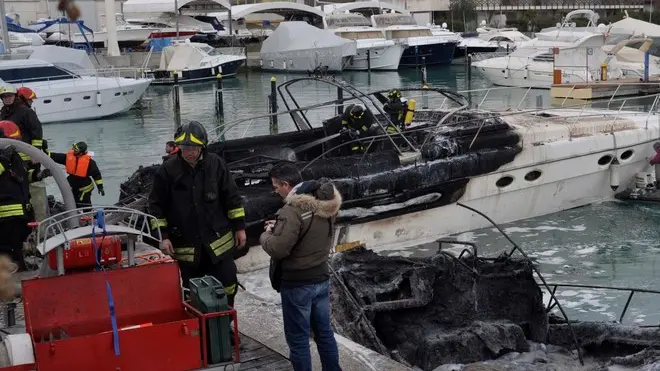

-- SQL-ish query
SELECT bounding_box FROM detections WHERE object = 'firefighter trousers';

[70,180,94,210]
[178,250,239,308]
[0,218,31,271]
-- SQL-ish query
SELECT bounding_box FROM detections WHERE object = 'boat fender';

[610,158,620,191]
[96,91,102,107]
[404,99,416,127]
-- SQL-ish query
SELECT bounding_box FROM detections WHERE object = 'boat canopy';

[260,21,356,71]
[159,43,208,71]
[18,45,96,75]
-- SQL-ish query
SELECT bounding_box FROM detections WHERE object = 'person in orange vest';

[49,142,104,209]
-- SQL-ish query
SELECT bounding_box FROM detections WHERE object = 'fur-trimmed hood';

[284,182,342,219]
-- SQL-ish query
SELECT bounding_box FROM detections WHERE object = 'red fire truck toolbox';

[22,262,202,371]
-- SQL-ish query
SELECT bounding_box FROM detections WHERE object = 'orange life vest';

[65,150,91,177]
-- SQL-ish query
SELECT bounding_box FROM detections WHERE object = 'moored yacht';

[146,40,245,84]
[0,46,151,123]
[323,13,404,71]
[370,13,458,67]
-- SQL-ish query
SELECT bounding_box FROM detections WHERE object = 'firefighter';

[17,87,36,109]
[0,85,44,163]
[0,121,51,271]
[383,89,406,134]
[338,104,378,153]
[49,142,104,209]
[147,121,247,310]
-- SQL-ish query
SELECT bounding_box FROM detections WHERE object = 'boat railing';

[544,283,660,326]
[34,206,163,275]
[8,67,150,89]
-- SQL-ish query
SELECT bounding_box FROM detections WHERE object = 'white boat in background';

[369,13,458,67]
[472,33,625,88]
[476,24,531,49]
[0,46,151,123]
[323,13,404,71]
[147,41,245,84]
[72,13,158,48]
[429,23,501,58]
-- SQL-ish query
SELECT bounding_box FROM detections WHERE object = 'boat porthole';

[496,175,514,188]
[598,154,613,166]
[43,99,51,104]
[64,97,71,102]
[114,92,121,96]
[83,96,91,100]
[620,149,634,161]
[524,170,542,182]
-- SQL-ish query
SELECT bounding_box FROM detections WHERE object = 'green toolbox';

[189,276,233,363]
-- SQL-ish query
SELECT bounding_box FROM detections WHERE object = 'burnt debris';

[328,246,548,370]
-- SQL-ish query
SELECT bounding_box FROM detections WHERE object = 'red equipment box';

[47,235,123,270]
[22,262,202,371]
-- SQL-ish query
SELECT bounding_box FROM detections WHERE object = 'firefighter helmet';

[174,121,208,147]
[73,141,87,154]
[349,104,365,119]
[387,89,401,99]
[0,85,17,97]
[0,121,21,140]
[17,87,36,101]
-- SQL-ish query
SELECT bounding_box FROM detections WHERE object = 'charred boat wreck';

[118,77,523,247]
[119,77,660,252]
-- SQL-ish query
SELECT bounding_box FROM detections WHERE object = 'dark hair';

[269,162,302,187]
[166,141,176,147]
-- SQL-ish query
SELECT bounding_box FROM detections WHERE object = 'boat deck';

[550,78,660,100]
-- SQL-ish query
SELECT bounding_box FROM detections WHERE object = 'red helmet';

[0,120,21,140]
[17,87,36,101]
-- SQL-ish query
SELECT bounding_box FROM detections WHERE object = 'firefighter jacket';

[49,151,104,196]
[383,98,406,133]
[0,103,43,160]
[0,147,41,221]
[147,152,246,266]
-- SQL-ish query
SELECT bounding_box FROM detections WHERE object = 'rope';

[91,209,120,357]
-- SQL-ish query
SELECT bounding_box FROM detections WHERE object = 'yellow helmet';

[0,85,17,97]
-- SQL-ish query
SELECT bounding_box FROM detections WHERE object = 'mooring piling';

[215,74,224,118]
[337,86,344,115]
[269,76,278,134]
[172,71,180,113]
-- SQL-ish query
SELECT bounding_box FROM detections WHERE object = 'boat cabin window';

[488,36,513,43]
[337,31,384,39]
[391,29,433,38]
[0,65,76,83]
[532,53,554,62]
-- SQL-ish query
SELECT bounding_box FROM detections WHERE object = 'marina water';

[40,65,660,325]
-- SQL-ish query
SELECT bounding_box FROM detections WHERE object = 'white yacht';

[0,46,151,123]
[369,13,458,67]
[476,25,531,49]
[429,23,501,58]
[323,13,404,71]
[472,33,625,88]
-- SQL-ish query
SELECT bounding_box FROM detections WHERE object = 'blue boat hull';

[399,42,458,68]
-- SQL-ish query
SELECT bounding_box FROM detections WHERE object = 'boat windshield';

[325,14,372,29]
[336,30,383,39]
[0,65,77,83]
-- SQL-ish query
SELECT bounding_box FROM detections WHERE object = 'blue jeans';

[280,280,342,371]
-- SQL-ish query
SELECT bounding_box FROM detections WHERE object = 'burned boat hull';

[120,109,522,248]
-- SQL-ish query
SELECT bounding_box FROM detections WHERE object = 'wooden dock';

[551,78,660,101]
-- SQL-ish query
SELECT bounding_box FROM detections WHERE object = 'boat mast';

[104,0,120,56]
[0,0,11,53]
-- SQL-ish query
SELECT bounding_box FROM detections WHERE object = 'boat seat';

[37,224,151,256]
[399,151,421,165]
